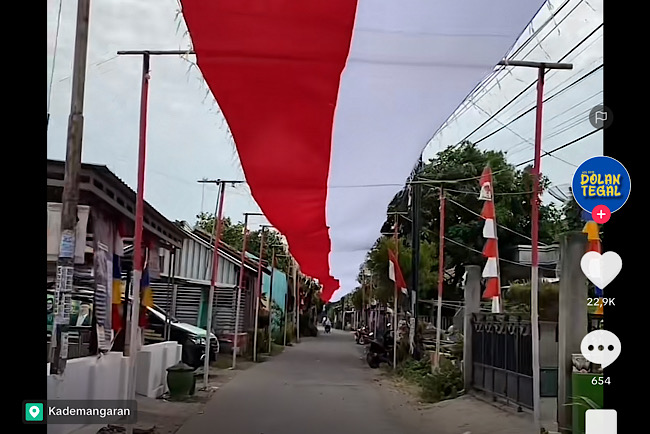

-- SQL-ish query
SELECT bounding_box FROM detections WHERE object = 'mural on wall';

[262,268,288,339]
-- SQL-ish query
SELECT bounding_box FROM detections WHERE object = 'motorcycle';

[355,326,370,345]
[324,324,331,333]
[366,325,394,369]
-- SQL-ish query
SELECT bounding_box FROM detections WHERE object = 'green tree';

[366,142,566,300]
[194,213,292,273]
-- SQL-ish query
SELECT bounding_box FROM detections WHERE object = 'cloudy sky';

[47,0,602,231]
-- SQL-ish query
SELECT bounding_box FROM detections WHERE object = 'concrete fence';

[46,341,182,434]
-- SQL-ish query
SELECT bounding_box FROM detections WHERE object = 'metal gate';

[471,313,533,410]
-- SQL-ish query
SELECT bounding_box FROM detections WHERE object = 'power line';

[472,64,602,146]
[48,0,64,114]
[445,196,549,246]
[503,90,601,156]
[454,23,603,147]
[444,187,534,196]
[438,0,579,130]
[443,236,557,271]
[514,128,601,167]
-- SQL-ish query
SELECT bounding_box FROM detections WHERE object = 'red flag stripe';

[181,0,357,300]
[481,201,495,219]
[483,278,500,299]
[483,238,498,258]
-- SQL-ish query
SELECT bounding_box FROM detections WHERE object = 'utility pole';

[267,248,276,354]
[498,58,572,431]
[232,212,262,368]
[50,0,92,377]
[253,225,269,361]
[410,180,422,346]
[392,214,399,370]
[293,260,300,343]
[434,188,445,369]
[117,48,197,434]
[198,179,244,384]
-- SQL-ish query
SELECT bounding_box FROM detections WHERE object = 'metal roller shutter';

[150,281,203,326]
[213,286,247,335]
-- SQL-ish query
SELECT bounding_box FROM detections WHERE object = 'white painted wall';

[136,342,182,398]
[47,342,181,434]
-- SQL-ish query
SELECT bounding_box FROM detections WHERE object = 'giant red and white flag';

[181,0,546,302]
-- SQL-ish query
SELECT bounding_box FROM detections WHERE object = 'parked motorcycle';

[366,325,394,369]
[355,326,370,345]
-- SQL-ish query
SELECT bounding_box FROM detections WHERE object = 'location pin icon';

[29,406,40,418]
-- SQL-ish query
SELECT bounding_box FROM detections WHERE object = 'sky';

[47,0,602,272]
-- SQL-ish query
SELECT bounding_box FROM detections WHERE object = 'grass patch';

[393,356,463,404]
[270,343,285,356]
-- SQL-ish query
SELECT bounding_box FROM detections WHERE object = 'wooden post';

[50,0,92,376]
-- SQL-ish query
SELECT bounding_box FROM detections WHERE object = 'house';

[46,159,185,434]
[139,221,271,354]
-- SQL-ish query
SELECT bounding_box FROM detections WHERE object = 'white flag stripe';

[388,259,396,282]
[479,182,492,201]
[482,258,498,278]
[491,296,502,313]
[483,219,496,239]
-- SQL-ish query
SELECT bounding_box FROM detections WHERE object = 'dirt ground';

[374,373,539,434]
[72,358,258,434]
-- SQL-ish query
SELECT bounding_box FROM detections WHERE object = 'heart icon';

[580,251,622,289]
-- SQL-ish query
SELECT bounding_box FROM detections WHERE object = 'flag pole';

[434,188,445,369]
[393,214,398,370]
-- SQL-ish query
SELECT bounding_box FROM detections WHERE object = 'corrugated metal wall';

[151,281,203,326]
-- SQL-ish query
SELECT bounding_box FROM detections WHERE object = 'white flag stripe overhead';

[388,259,396,282]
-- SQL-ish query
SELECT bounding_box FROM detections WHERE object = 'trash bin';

[571,372,604,434]
[166,362,195,400]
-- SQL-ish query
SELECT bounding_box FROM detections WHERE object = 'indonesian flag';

[387,249,408,295]
[479,167,502,313]
[180,0,547,302]
[583,220,603,314]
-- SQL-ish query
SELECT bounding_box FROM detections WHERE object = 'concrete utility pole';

[253,225,270,361]
[267,248,276,354]
[410,157,423,334]
[392,214,399,370]
[557,232,588,433]
[434,188,445,369]
[50,0,92,376]
[294,260,300,343]
[198,179,244,383]
[497,58,573,431]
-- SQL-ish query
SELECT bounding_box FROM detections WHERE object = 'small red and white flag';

[387,249,408,295]
[479,167,502,313]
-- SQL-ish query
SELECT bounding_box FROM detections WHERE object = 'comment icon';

[580,330,621,368]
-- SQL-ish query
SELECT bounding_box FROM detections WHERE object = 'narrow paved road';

[177,327,426,434]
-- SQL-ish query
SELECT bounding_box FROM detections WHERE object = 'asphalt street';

[176,327,428,434]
